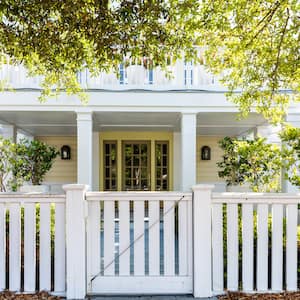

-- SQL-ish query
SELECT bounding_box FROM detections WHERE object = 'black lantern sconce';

[61,145,71,160]
[201,146,211,160]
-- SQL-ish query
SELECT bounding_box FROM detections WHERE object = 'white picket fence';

[0,185,299,299]
[0,193,65,294]
[211,193,298,294]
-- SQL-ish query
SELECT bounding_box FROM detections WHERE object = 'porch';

[0,108,267,192]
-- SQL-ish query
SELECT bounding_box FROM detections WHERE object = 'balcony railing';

[0,60,224,91]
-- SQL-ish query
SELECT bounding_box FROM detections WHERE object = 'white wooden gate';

[86,192,193,295]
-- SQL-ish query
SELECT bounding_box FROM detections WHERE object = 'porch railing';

[0,60,222,91]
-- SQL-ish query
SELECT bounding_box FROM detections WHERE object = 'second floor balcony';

[0,59,225,92]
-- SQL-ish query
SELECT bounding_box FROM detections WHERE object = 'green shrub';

[217,137,282,192]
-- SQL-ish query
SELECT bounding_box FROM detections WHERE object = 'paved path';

[87,296,218,300]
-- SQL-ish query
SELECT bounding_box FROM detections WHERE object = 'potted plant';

[17,139,59,193]
[217,136,282,192]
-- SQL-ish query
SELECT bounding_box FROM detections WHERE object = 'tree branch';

[272,8,290,90]
[246,0,283,46]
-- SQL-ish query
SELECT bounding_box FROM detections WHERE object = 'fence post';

[192,184,214,298]
[63,184,88,300]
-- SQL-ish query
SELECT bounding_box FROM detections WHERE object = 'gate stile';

[86,192,193,295]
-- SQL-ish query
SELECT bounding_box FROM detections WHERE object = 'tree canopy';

[199,0,300,124]
[0,0,299,124]
[0,0,200,100]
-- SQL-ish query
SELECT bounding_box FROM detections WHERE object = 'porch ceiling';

[0,111,77,136]
[0,111,266,137]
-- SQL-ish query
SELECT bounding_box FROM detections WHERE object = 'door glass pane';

[103,141,117,191]
[123,142,150,191]
[155,142,169,191]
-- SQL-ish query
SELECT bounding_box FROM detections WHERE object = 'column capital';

[180,111,197,116]
[76,111,93,121]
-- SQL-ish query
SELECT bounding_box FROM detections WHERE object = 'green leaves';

[0,0,200,101]
[280,126,300,187]
[199,0,300,124]
[217,136,282,192]
[0,138,59,191]
[16,139,59,185]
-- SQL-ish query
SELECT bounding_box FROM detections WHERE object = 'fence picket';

[178,200,188,276]
[227,204,238,290]
[87,202,100,282]
[0,204,5,291]
[148,200,160,276]
[40,203,51,291]
[54,203,66,292]
[104,201,115,275]
[187,197,193,277]
[119,200,130,275]
[164,200,175,276]
[286,204,297,291]
[24,203,36,292]
[9,203,21,291]
[134,201,145,275]
[212,204,223,292]
[257,204,268,291]
[272,204,283,290]
[242,204,253,291]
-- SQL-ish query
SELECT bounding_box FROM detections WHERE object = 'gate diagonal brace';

[89,195,185,287]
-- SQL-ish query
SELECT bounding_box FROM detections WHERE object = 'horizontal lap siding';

[36,136,77,183]
[197,136,224,183]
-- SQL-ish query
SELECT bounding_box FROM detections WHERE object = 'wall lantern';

[61,145,71,160]
[201,146,211,161]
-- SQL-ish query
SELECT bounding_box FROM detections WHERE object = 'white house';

[2,59,291,193]
[0,60,299,299]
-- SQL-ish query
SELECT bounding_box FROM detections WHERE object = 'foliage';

[0,0,200,101]
[280,125,300,187]
[0,137,15,192]
[217,136,282,192]
[199,0,300,124]
[217,136,246,187]
[15,139,59,185]
[0,137,26,192]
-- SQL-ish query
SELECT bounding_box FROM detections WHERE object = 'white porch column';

[181,112,197,191]
[92,132,99,190]
[173,132,181,191]
[77,112,93,188]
